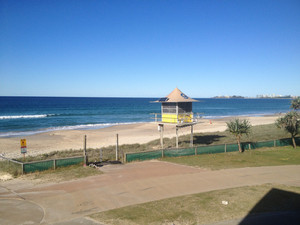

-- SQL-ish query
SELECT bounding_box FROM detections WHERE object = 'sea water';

[0,96,292,137]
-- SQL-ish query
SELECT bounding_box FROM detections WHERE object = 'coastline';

[0,114,281,158]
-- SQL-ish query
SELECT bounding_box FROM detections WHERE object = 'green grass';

[0,160,23,177]
[89,184,300,225]
[180,123,291,147]
[161,146,300,170]
[16,149,83,162]
[0,159,102,180]
[20,163,102,183]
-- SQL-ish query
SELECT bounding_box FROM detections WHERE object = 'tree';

[226,118,252,152]
[276,111,300,148]
[291,97,300,110]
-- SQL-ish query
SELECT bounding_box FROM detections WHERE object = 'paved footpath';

[1,161,300,225]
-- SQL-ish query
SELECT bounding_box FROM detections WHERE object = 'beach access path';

[0,161,299,225]
[0,115,279,158]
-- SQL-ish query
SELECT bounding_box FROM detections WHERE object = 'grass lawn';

[89,183,300,225]
[19,163,102,183]
[89,146,300,225]
[160,146,300,170]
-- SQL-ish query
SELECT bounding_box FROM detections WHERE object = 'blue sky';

[1,0,299,98]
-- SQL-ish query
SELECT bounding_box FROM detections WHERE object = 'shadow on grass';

[239,188,300,225]
[181,135,226,145]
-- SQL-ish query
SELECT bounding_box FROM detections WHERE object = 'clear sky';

[1,0,299,98]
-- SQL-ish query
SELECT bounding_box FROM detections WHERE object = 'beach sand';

[0,115,280,158]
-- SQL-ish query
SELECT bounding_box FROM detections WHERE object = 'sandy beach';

[0,115,280,158]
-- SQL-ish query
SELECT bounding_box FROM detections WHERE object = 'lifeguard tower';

[154,88,200,149]
[156,87,198,123]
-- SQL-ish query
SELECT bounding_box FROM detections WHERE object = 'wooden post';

[83,135,87,166]
[195,147,197,155]
[100,149,103,163]
[190,125,193,147]
[21,163,24,175]
[53,159,56,170]
[116,134,119,161]
[162,149,164,158]
[225,144,227,153]
[176,126,179,148]
[274,140,276,147]
[124,153,127,163]
[159,124,164,149]
[249,143,251,150]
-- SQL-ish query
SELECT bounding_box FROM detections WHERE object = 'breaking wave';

[0,122,142,137]
[0,114,55,120]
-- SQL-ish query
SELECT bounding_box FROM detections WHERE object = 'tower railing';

[150,112,203,123]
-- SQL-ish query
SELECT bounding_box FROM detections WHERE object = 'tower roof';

[156,87,198,103]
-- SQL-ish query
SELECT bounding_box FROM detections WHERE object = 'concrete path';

[1,161,300,224]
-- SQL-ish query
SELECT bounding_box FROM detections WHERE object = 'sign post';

[20,139,27,159]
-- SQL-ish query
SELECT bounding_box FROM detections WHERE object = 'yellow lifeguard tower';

[156,87,198,124]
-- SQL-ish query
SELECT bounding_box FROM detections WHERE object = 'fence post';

[190,125,193,147]
[224,144,227,153]
[249,143,251,150]
[162,149,164,158]
[124,153,127,163]
[116,134,119,161]
[83,135,87,166]
[21,163,24,175]
[195,147,197,155]
[53,159,56,170]
[274,140,276,147]
[159,124,164,149]
[100,149,103,163]
[176,126,179,148]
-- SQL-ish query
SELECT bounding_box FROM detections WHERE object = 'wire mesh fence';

[1,137,299,173]
[0,155,84,174]
[126,150,163,163]
[23,160,53,173]
[125,137,300,163]
[55,157,83,168]
[164,148,195,157]
[23,156,84,173]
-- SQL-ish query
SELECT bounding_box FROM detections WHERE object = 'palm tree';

[276,111,300,148]
[226,118,252,152]
[291,97,300,110]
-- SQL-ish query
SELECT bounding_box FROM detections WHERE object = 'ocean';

[0,97,292,137]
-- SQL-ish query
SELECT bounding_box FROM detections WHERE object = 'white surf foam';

[0,122,142,137]
[0,114,55,120]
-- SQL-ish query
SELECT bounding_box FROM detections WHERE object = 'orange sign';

[21,139,27,154]
[21,139,26,147]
